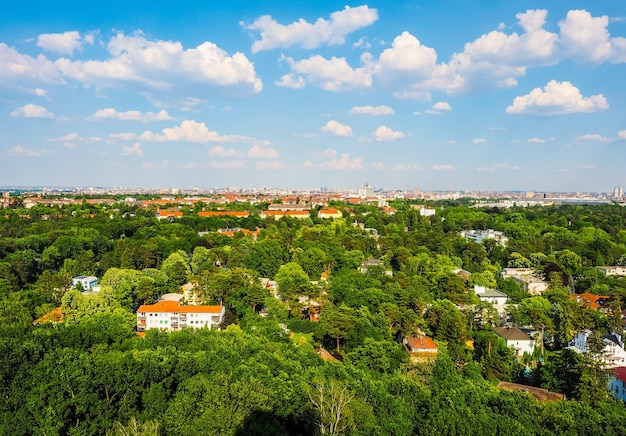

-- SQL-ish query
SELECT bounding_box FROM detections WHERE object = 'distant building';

[404,336,438,362]
[71,275,98,291]
[157,210,183,220]
[493,326,535,357]
[614,186,623,199]
[501,268,549,295]
[596,266,626,277]
[318,208,342,219]
[569,330,626,368]
[359,259,392,276]
[460,229,508,246]
[609,367,626,402]
[137,300,225,332]
[570,292,610,311]
[474,285,508,317]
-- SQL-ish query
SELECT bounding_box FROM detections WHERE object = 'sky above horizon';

[1,1,626,192]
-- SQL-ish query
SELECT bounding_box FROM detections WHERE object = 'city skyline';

[1,1,626,191]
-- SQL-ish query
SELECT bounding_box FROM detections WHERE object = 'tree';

[160,251,190,287]
[322,304,355,354]
[107,417,160,436]
[308,379,355,435]
[274,262,311,300]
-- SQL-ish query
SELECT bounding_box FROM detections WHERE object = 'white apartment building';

[137,300,225,332]
[501,268,549,295]
[460,229,508,246]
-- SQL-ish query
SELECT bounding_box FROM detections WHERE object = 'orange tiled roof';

[137,300,223,314]
[286,210,310,216]
[199,211,249,217]
[406,336,438,351]
[571,292,609,310]
[319,208,340,214]
[33,307,63,324]
[158,210,183,217]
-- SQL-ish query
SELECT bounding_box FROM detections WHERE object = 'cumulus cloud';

[321,120,353,137]
[473,138,487,144]
[255,160,285,169]
[619,130,626,140]
[7,145,42,157]
[527,137,545,143]
[89,108,172,122]
[275,74,305,89]
[208,145,240,157]
[10,103,54,119]
[280,54,372,91]
[559,10,613,63]
[371,162,421,171]
[477,163,521,172]
[120,120,259,144]
[54,31,262,99]
[208,160,245,169]
[348,105,394,116]
[433,164,454,171]
[304,148,363,170]
[432,102,452,111]
[247,144,280,159]
[506,80,608,115]
[244,5,378,53]
[576,134,614,143]
[37,31,83,55]
[121,142,142,156]
[0,44,63,87]
[373,125,404,142]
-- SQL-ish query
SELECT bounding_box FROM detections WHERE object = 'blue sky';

[1,1,625,192]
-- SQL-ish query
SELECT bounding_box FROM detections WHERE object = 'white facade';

[460,229,508,246]
[71,275,98,291]
[493,327,536,357]
[596,266,626,277]
[569,330,626,368]
[137,300,225,332]
[420,207,436,217]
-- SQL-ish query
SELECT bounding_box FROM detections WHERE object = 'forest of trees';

[1,197,626,435]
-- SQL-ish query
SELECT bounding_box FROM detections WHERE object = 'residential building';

[493,326,535,357]
[198,211,249,218]
[359,259,393,276]
[568,330,626,368]
[157,210,183,220]
[318,208,342,219]
[404,336,438,362]
[71,275,98,291]
[260,210,310,219]
[609,367,626,402]
[474,285,508,317]
[570,292,610,311]
[501,268,549,295]
[460,229,508,246]
[137,300,225,332]
[596,266,626,277]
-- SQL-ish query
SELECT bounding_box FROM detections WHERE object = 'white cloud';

[244,5,378,52]
[463,10,558,65]
[353,37,371,49]
[559,10,612,63]
[121,120,259,144]
[275,74,305,89]
[121,142,143,156]
[431,102,452,111]
[35,88,47,97]
[0,43,64,88]
[208,145,240,157]
[371,162,421,171]
[247,144,280,159]
[321,120,352,137]
[89,108,172,122]
[255,160,285,169]
[373,125,405,142]
[433,164,454,171]
[576,134,614,143]
[506,80,608,115]
[37,31,83,55]
[55,31,262,99]
[527,137,545,143]
[208,160,246,169]
[7,145,42,157]
[348,105,394,116]
[473,138,487,144]
[10,103,54,119]
[304,148,363,170]
[619,130,626,140]
[281,54,372,91]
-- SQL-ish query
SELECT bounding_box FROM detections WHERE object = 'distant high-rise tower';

[614,186,623,198]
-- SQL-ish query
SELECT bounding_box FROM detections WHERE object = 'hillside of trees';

[1,199,626,435]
